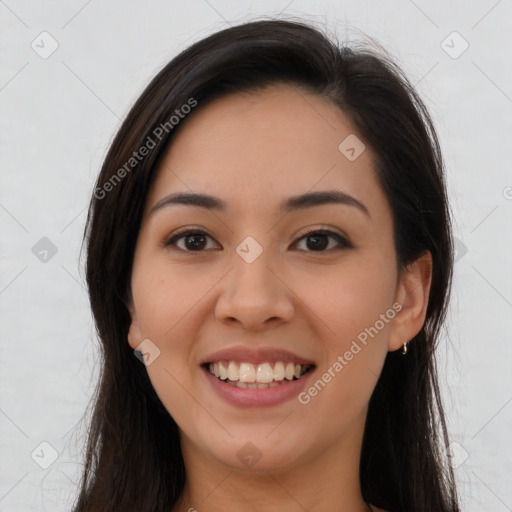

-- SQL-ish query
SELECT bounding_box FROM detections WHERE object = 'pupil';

[186,234,206,250]
[307,234,328,251]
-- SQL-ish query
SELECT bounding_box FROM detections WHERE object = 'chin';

[199,430,310,473]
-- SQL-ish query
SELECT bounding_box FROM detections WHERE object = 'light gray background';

[1,1,511,511]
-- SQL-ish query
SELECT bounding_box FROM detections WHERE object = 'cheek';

[131,258,214,340]
[130,258,220,417]
[291,258,395,411]
[290,256,397,345]
[131,271,202,424]
[296,258,396,417]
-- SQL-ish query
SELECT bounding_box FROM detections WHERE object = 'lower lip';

[202,366,315,408]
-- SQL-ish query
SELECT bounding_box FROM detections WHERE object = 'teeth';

[218,361,228,380]
[285,362,295,380]
[239,362,256,383]
[227,361,238,381]
[256,362,274,383]
[273,361,285,381]
[208,360,312,384]
[231,380,281,389]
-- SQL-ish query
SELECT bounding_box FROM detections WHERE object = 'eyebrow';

[150,190,370,218]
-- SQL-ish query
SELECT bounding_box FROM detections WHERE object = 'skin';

[127,83,432,512]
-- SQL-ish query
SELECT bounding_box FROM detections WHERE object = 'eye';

[162,227,353,253]
[293,228,352,252]
[163,229,219,252]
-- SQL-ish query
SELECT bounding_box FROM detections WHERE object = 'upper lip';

[200,346,316,366]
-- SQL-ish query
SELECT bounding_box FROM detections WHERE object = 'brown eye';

[164,230,219,252]
[294,229,352,252]
[163,228,352,253]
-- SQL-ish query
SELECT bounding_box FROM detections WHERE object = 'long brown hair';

[73,18,460,512]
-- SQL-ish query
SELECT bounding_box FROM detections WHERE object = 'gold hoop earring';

[401,342,408,355]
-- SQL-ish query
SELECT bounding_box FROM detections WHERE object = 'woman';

[73,18,461,512]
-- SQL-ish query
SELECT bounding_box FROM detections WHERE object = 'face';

[128,83,423,473]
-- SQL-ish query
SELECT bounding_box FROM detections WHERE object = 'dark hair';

[73,18,460,512]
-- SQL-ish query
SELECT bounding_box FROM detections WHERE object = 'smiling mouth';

[203,361,315,389]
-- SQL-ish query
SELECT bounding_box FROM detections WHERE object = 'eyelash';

[162,226,353,253]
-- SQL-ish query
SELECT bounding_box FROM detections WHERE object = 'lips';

[200,346,316,407]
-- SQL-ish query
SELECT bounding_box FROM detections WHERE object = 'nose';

[214,247,295,331]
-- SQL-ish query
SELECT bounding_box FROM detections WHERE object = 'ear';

[388,250,433,352]
[127,301,143,350]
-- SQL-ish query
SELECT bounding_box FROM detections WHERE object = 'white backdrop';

[1,1,511,511]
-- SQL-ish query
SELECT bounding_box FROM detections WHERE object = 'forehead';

[146,84,387,219]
